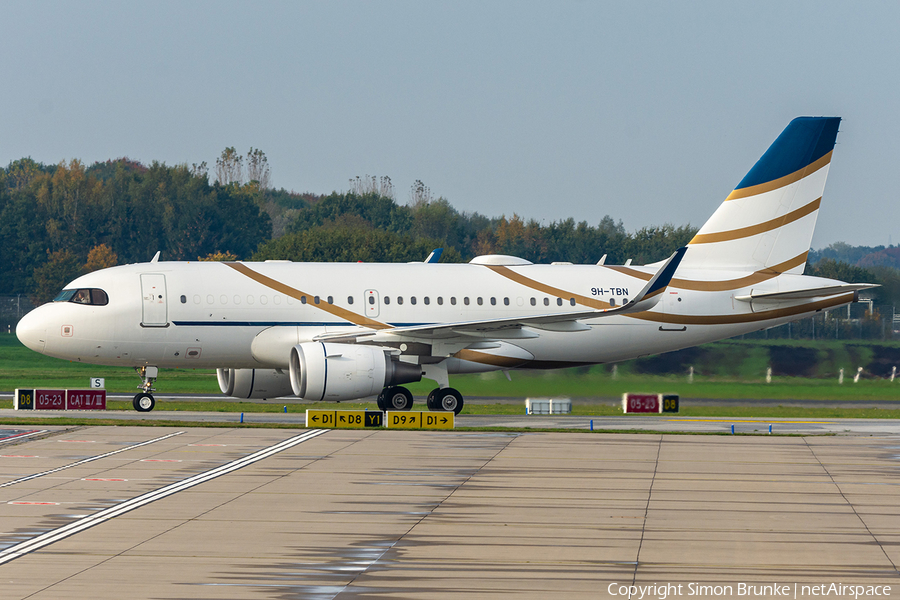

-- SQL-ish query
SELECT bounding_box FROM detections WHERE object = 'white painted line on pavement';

[0,431,185,489]
[0,429,328,564]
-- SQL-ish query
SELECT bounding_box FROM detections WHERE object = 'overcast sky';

[2,1,897,249]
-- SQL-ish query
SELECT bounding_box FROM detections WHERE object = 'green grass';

[0,416,313,429]
[1,397,898,420]
[3,333,899,419]
[418,370,900,401]
[0,334,220,393]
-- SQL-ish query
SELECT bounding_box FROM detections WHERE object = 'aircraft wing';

[315,247,686,343]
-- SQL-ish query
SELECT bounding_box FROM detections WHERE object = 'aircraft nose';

[16,309,46,354]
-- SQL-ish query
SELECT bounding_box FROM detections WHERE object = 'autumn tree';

[290,192,412,234]
[408,179,432,206]
[349,175,393,198]
[191,161,208,178]
[0,181,47,291]
[215,147,243,185]
[624,224,696,264]
[83,244,118,272]
[253,224,462,263]
[805,259,874,284]
[246,148,271,189]
[199,251,239,261]
[5,158,49,191]
[32,250,82,304]
[410,197,460,246]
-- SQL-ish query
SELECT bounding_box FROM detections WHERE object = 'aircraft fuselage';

[16,259,851,374]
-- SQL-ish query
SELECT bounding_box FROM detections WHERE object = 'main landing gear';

[376,386,465,415]
[133,366,158,412]
[377,386,413,411]
[427,387,464,414]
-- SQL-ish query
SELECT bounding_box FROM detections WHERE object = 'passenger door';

[141,274,168,327]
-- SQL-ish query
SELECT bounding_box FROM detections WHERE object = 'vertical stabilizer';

[682,117,840,273]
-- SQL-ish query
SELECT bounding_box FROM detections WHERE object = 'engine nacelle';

[217,368,294,399]
[289,342,422,401]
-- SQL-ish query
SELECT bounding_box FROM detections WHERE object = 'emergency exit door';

[365,289,380,317]
[141,274,168,327]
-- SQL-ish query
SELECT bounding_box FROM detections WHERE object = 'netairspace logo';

[606,583,893,599]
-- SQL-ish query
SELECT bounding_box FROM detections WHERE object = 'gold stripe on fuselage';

[224,259,841,340]
[482,261,847,325]
[453,349,530,367]
[453,295,850,367]
[483,265,614,309]
[607,252,808,292]
[628,293,853,325]
[223,262,393,330]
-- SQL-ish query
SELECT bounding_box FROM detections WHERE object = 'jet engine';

[289,342,422,401]
[216,368,294,399]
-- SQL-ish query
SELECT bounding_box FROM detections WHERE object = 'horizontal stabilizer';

[734,283,878,303]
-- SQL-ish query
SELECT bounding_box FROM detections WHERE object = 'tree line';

[2,155,898,329]
[0,157,697,302]
[0,157,271,301]
[259,191,696,266]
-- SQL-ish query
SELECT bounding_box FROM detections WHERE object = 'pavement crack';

[803,438,900,577]
[631,434,663,588]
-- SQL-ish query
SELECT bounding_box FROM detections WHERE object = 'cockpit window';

[53,288,109,306]
[53,289,77,302]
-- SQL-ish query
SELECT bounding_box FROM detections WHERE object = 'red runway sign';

[34,390,65,410]
[66,390,107,410]
[621,393,680,414]
[623,393,660,413]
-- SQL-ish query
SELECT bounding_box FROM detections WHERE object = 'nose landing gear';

[133,366,158,412]
[133,392,156,412]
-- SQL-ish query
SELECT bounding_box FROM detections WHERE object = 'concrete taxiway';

[1,426,899,598]
[3,407,900,435]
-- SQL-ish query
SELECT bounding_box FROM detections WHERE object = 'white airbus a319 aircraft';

[16,117,874,413]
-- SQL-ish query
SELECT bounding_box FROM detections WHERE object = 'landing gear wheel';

[133,392,156,412]
[380,386,413,411]
[427,387,464,415]
[426,388,439,411]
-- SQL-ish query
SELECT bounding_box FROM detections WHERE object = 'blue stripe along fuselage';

[171,321,433,327]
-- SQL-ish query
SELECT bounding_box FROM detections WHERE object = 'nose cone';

[16,309,47,354]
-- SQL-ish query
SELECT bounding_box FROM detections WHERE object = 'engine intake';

[216,368,294,399]
[289,342,422,401]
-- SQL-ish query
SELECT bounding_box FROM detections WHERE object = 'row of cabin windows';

[179,294,341,306]
[380,295,577,307]
[178,294,580,307]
